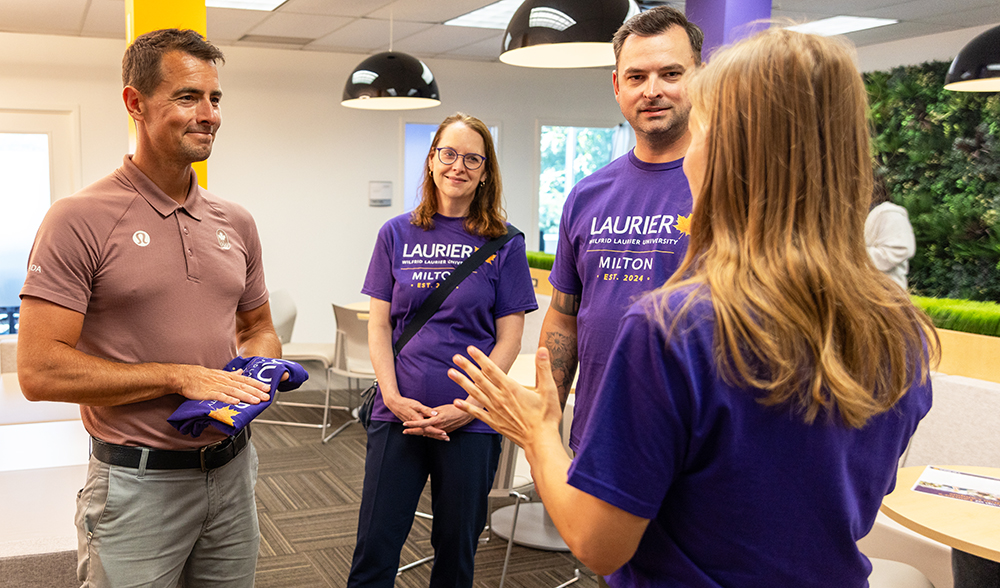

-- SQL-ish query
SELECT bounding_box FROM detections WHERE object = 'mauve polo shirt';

[21,155,268,449]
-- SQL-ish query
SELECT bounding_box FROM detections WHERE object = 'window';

[538,125,626,253]
[0,109,79,334]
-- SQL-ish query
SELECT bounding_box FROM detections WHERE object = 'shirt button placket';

[177,215,200,280]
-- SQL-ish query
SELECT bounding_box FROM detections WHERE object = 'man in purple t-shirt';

[541,7,704,451]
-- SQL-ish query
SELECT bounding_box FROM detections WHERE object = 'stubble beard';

[633,106,690,152]
[180,136,214,164]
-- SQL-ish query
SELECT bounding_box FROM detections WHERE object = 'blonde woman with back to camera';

[447,29,939,587]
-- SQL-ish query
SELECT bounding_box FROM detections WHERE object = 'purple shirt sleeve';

[567,309,690,518]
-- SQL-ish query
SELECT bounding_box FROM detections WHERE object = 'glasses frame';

[435,147,487,170]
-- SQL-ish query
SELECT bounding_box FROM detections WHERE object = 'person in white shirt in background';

[865,172,916,290]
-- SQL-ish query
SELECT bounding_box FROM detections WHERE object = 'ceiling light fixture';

[785,16,898,37]
[500,0,640,68]
[341,13,441,110]
[945,24,1000,92]
[445,0,525,30]
[205,0,286,11]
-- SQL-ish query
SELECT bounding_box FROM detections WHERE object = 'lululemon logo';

[216,229,231,251]
[132,231,150,247]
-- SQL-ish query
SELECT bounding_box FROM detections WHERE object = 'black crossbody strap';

[393,224,523,356]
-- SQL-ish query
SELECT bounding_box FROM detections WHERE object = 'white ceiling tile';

[247,12,353,39]
[391,24,502,56]
[0,0,997,60]
[277,0,395,17]
[913,5,1000,28]
[775,0,905,14]
[845,20,952,46]
[80,0,127,38]
[306,18,432,52]
[0,0,88,34]
[861,0,1000,22]
[367,0,500,24]
[207,7,273,43]
[440,34,506,61]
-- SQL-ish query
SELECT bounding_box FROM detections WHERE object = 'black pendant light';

[944,24,1000,92]
[500,0,640,68]
[342,14,441,110]
[342,52,441,110]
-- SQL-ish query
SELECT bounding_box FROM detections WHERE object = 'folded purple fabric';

[168,356,310,438]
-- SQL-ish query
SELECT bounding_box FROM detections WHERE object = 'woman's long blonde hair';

[411,113,507,238]
[659,29,938,428]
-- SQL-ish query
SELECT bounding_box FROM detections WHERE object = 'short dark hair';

[612,6,704,66]
[122,29,225,96]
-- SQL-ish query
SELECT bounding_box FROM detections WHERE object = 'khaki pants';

[76,442,259,588]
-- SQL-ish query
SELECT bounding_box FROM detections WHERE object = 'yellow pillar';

[125,0,210,188]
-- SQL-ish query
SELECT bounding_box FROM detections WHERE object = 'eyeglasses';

[436,147,486,170]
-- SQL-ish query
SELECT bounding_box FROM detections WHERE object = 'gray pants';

[953,550,1000,588]
[75,442,259,588]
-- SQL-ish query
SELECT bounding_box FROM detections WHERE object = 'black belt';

[91,426,251,472]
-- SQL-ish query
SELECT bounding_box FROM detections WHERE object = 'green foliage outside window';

[539,126,615,237]
[865,61,1000,301]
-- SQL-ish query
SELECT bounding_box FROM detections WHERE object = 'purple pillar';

[685,0,771,60]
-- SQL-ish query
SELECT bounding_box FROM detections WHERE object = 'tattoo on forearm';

[543,331,578,408]
[550,290,581,316]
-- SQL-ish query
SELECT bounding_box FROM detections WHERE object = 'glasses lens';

[465,154,484,170]
[439,148,457,165]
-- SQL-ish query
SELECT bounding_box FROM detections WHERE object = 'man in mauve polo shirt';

[18,29,278,587]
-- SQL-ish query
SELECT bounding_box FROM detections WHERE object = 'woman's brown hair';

[658,28,938,428]
[411,113,507,238]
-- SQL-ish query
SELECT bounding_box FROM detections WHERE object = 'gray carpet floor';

[252,388,597,588]
[0,388,597,588]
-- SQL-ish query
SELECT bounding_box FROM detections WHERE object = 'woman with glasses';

[348,112,537,588]
[448,30,938,587]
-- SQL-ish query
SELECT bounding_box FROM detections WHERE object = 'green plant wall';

[865,61,1000,301]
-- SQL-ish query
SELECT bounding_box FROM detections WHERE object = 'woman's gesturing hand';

[448,346,563,449]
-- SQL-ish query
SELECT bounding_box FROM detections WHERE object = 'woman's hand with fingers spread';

[448,346,563,449]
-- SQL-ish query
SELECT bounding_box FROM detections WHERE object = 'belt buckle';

[199,438,225,472]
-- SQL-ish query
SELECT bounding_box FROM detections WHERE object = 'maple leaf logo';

[209,406,240,426]
[674,214,692,236]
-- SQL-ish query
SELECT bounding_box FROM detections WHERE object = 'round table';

[881,465,1000,563]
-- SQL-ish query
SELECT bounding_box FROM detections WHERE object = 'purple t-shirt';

[550,150,692,450]
[568,291,932,587]
[362,213,537,434]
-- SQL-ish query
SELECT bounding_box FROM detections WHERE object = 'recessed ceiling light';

[786,16,898,36]
[445,0,525,30]
[205,0,286,11]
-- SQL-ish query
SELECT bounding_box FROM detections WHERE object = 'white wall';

[0,32,623,342]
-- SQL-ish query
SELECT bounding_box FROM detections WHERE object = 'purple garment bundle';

[168,356,309,438]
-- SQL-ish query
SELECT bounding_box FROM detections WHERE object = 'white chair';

[869,558,936,587]
[257,290,340,442]
[329,303,377,395]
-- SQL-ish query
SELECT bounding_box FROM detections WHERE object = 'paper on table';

[912,466,1000,508]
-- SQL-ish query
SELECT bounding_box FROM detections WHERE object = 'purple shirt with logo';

[362,213,537,434]
[550,150,692,450]
[568,291,931,587]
